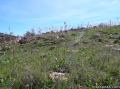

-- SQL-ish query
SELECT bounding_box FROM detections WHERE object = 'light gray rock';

[49,72,69,81]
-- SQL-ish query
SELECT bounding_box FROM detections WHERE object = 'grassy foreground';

[0,25,120,89]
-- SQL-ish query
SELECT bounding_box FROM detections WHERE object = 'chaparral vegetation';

[0,23,120,89]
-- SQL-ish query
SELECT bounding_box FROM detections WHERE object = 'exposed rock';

[72,49,79,53]
[112,47,120,52]
[95,33,101,37]
[49,72,69,81]
[109,35,120,39]
[105,44,114,47]
[105,44,120,52]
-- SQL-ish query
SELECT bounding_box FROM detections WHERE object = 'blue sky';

[0,0,120,35]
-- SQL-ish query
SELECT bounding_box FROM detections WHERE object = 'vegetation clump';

[0,24,120,89]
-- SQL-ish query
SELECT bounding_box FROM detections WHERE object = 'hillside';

[0,33,16,43]
[0,25,120,89]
